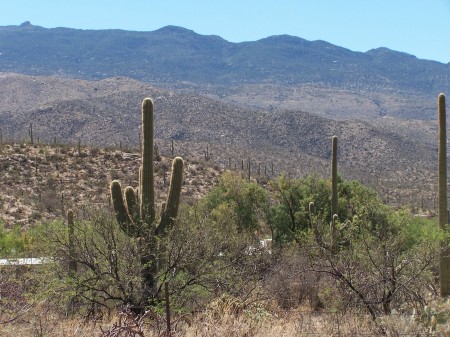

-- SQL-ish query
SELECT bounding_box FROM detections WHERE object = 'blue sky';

[1,0,449,63]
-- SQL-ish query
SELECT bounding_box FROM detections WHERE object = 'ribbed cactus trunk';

[331,136,338,218]
[140,98,155,224]
[438,93,450,297]
[140,101,157,305]
[330,136,338,252]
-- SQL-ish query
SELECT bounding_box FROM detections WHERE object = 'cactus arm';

[110,180,141,236]
[125,186,139,224]
[158,157,183,236]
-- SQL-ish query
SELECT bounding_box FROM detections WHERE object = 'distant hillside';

[0,73,439,206]
[0,142,222,227]
[0,23,448,120]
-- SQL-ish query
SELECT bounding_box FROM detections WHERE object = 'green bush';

[0,222,32,257]
[301,194,440,318]
[203,171,269,232]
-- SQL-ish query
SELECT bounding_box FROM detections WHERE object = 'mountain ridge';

[0,23,447,92]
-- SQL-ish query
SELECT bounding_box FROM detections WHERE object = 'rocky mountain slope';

[0,142,221,227]
[0,73,440,212]
[0,23,448,120]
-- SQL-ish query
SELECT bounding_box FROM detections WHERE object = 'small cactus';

[330,213,338,252]
[28,123,33,144]
[204,144,210,161]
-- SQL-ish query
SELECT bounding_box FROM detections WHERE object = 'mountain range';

[0,22,447,207]
[0,22,448,120]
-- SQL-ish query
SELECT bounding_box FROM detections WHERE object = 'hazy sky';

[1,0,449,63]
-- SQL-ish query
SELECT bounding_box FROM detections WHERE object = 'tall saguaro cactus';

[438,93,450,297]
[331,136,338,252]
[110,98,183,301]
[331,135,338,218]
[140,98,156,224]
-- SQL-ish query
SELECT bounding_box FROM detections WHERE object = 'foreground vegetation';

[1,95,450,336]
[1,169,449,335]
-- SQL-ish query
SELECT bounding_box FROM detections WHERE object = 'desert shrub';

[29,212,144,316]
[0,222,30,257]
[300,199,441,320]
[204,171,269,232]
[26,195,272,317]
[165,202,273,312]
[266,174,442,321]
[268,175,378,244]
[268,175,331,244]
[263,246,329,310]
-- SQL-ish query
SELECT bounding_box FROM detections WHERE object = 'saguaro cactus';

[28,123,34,144]
[438,93,450,297]
[331,135,338,220]
[330,135,339,253]
[110,98,183,300]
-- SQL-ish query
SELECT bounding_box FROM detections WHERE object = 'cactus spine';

[438,93,450,297]
[110,98,183,300]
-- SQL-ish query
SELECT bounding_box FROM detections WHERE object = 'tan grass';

[3,303,447,337]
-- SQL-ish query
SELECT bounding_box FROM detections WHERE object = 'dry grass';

[2,297,449,337]
[2,273,448,337]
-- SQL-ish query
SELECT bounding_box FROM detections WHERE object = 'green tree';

[268,174,357,244]
[304,182,440,320]
[204,171,269,232]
